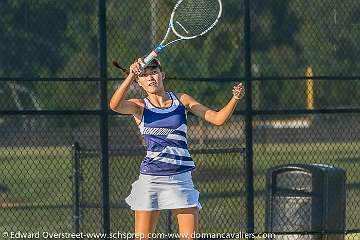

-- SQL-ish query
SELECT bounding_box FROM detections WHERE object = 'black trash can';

[265,164,346,240]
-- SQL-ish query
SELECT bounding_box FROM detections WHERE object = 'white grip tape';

[141,51,158,68]
[141,45,164,69]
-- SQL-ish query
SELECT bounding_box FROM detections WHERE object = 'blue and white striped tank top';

[138,91,195,176]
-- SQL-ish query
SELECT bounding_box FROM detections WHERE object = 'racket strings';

[173,0,220,38]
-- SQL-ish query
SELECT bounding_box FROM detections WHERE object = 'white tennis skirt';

[125,171,202,211]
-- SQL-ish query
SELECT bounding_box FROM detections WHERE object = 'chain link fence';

[0,0,359,239]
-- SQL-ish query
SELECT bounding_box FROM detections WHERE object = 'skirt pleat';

[125,171,202,211]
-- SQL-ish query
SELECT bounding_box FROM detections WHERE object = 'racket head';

[170,0,222,40]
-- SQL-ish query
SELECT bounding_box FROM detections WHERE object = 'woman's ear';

[161,71,166,80]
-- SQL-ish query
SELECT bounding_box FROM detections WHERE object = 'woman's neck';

[147,91,172,108]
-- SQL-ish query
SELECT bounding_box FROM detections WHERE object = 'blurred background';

[0,0,359,239]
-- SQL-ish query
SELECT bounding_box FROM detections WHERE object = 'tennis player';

[109,58,244,239]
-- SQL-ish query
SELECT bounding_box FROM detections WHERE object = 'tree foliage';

[0,0,359,113]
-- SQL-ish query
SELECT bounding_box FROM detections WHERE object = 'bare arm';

[179,83,245,126]
[109,59,143,115]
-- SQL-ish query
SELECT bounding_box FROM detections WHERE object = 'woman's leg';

[172,207,198,240]
[135,210,161,239]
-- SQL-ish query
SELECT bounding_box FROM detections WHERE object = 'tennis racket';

[113,0,222,73]
[141,0,222,68]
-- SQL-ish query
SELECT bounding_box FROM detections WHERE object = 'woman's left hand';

[232,83,245,100]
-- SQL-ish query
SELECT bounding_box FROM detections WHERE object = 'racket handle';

[141,45,164,68]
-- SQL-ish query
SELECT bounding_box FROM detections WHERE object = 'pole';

[149,0,158,46]
[306,66,314,110]
[72,142,81,234]
[243,0,255,234]
[166,210,172,239]
[98,0,110,238]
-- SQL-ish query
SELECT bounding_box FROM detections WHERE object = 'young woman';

[109,58,244,239]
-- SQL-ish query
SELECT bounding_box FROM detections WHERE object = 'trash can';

[265,164,346,240]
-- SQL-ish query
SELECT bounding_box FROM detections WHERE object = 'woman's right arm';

[109,59,143,115]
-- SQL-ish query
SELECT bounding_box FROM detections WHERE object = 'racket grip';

[141,45,164,68]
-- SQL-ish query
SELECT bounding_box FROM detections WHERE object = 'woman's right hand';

[129,58,144,76]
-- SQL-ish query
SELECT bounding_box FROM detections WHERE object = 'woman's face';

[137,67,165,94]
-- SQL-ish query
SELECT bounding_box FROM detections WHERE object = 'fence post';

[306,66,314,110]
[243,0,255,234]
[72,142,81,234]
[98,0,110,238]
[166,210,172,239]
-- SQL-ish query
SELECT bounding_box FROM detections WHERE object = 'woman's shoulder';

[171,92,185,102]
[171,92,190,99]
[171,92,194,108]
[127,98,145,112]
[128,98,145,106]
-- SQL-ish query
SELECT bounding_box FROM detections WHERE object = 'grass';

[0,142,359,239]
